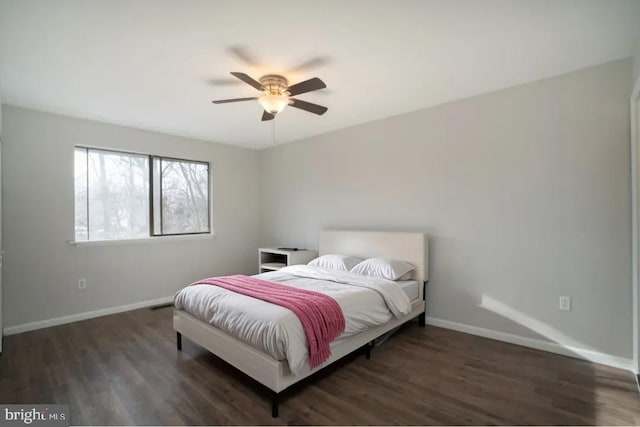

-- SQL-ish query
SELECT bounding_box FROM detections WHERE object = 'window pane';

[152,157,161,235]
[87,149,149,240]
[160,159,209,234]
[74,148,88,241]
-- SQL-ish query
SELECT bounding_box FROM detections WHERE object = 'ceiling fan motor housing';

[259,75,289,95]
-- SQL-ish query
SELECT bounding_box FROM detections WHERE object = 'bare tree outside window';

[160,160,209,234]
[74,147,210,241]
[74,148,88,240]
[87,149,149,240]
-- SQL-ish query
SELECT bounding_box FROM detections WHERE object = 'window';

[75,147,210,241]
[153,158,210,236]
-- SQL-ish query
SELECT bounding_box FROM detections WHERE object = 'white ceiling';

[1,0,639,149]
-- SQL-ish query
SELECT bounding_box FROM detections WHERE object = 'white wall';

[1,106,260,328]
[632,37,640,372]
[633,36,640,85]
[260,59,633,360]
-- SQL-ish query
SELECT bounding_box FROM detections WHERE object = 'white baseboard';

[426,316,633,372]
[3,296,174,336]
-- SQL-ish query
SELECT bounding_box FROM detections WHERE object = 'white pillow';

[397,271,414,280]
[308,254,363,271]
[351,258,415,281]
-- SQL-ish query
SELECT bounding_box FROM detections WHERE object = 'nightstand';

[258,248,318,273]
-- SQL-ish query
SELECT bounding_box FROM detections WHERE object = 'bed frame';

[173,230,429,417]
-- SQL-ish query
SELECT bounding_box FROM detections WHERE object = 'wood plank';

[1,306,639,425]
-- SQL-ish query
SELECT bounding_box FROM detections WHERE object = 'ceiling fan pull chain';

[271,119,276,145]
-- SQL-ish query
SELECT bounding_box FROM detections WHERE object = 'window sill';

[68,232,217,247]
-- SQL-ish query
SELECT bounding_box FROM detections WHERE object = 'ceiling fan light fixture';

[212,72,328,120]
[258,93,289,114]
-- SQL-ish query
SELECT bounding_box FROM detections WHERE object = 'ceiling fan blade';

[230,72,263,91]
[262,111,275,121]
[289,98,328,115]
[211,97,257,104]
[228,46,261,67]
[207,77,243,86]
[288,57,330,74]
[287,77,326,96]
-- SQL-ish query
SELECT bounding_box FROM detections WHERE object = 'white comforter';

[173,265,411,375]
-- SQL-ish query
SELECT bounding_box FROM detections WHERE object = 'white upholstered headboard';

[318,230,429,286]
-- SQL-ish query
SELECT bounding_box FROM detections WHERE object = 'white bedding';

[173,265,411,375]
[397,280,419,301]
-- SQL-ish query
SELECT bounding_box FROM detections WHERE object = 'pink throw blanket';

[192,275,345,368]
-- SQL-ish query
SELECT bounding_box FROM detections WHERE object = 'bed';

[173,230,429,417]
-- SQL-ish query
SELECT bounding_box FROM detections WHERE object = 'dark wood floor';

[1,306,639,425]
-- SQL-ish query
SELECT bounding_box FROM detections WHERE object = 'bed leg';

[176,332,182,350]
[365,342,372,360]
[418,313,426,327]
[271,392,279,418]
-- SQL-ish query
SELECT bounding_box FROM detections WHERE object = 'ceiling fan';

[212,72,328,121]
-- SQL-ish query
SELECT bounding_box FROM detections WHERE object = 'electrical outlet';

[559,296,571,311]
[77,278,87,290]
